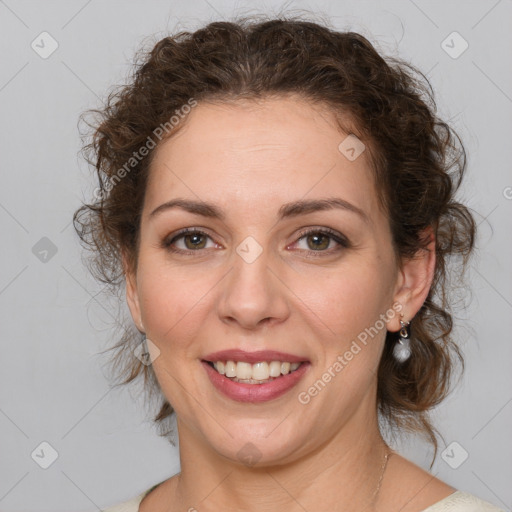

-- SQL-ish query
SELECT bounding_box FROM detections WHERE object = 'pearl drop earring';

[393,316,411,362]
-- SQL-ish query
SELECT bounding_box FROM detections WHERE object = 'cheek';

[293,262,393,342]
[136,259,216,345]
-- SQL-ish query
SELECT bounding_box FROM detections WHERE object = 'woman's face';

[127,96,405,465]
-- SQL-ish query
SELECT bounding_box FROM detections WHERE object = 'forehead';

[145,96,379,220]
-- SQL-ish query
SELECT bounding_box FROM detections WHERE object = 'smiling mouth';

[204,360,304,384]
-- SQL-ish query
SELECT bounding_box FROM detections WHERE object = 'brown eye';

[292,228,350,255]
[182,232,207,250]
[305,233,330,251]
[163,229,217,253]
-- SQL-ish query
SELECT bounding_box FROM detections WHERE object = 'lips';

[202,349,308,364]
[201,349,310,403]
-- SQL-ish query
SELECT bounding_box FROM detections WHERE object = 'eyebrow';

[149,197,369,224]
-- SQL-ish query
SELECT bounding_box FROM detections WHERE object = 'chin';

[203,418,310,468]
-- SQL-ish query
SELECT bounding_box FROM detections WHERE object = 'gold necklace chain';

[371,448,393,506]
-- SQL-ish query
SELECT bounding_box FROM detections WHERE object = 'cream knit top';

[101,487,505,511]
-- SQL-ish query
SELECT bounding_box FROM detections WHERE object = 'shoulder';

[380,454,503,512]
[422,491,505,511]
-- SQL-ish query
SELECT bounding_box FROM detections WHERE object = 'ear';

[387,227,436,332]
[122,250,143,332]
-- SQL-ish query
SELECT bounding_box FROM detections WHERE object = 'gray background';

[0,1,511,511]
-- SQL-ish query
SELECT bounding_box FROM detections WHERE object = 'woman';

[74,16,503,512]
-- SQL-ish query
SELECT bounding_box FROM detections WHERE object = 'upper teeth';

[213,361,301,381]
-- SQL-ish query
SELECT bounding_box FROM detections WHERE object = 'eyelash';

[161,227,350,257]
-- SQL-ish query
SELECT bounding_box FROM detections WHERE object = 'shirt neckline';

[132,488,463,511]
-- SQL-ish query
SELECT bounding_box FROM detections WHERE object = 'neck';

[171,412,390,512]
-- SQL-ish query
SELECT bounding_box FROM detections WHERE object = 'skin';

[125,95,454,511]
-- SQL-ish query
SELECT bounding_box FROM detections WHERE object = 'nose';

[217,247,290,330]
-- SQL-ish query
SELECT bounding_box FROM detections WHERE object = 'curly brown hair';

[74,15,476,460]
